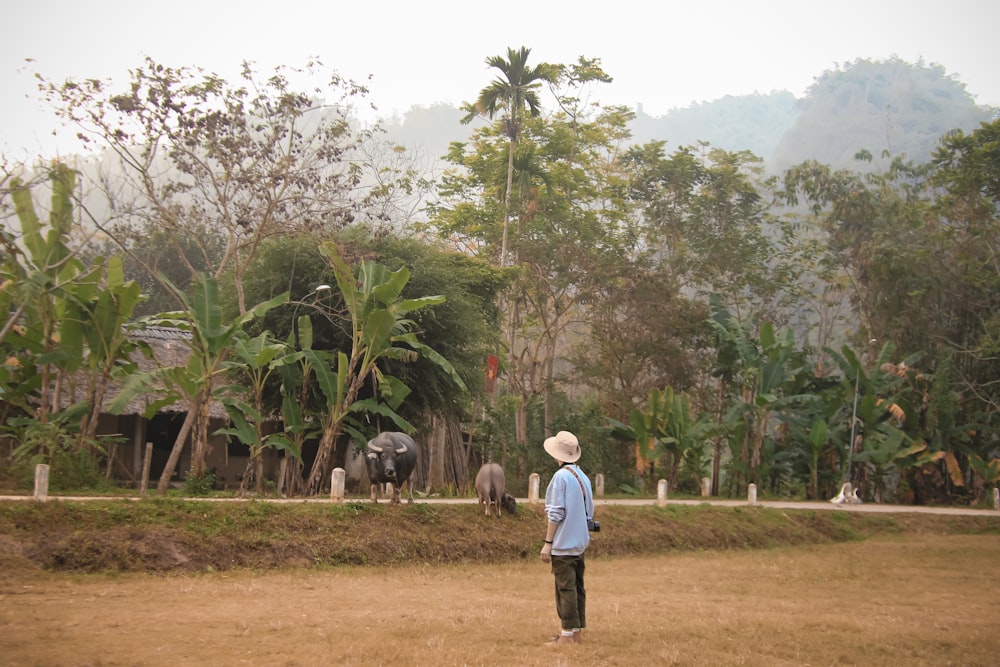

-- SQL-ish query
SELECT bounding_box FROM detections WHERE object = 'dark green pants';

[551,553,586,631]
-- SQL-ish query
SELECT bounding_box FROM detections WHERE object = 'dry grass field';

[2,533,998,666]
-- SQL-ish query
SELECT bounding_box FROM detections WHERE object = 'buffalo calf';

[475,462,516,517]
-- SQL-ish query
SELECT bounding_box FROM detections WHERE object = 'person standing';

[539,430,594,647]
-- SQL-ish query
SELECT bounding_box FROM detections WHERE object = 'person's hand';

[540,542,551,563]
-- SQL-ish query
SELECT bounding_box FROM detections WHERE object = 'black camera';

[588,519,600,532]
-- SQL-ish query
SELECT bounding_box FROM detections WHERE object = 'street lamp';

[844,338,878,485]
[290,284,331,347]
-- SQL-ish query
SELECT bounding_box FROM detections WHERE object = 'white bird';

[849,488,863,504]
[830,484,847,504]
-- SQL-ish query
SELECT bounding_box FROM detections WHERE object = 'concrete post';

[33,464,50,501]
[276,458,288,497]
[993,487,999,511]
[657,479,668,507]
[139,443,153,496]
[330,468,345,503]
[748,483,757,505]
[595,473,605,498]
[529,473,540,504]
[701,477,711,497]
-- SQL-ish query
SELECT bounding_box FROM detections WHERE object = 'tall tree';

[929,119,1000,420]
[40,57,375,314]
[461,46,556,268]
[442,70,641,465]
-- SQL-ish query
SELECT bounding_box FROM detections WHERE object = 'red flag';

[484,354,499,393]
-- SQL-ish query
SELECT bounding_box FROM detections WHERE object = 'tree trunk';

[305,421,339,495]
[189,391,212,479]
[156,409,196,495]
[711,379,726,496]
[447,420,471,494]
[499,137,515,267]
[427,414,447,491]
[282,456,305,497]
[239,458,254,498]
[255,455,264,495]
[515,396,529,477]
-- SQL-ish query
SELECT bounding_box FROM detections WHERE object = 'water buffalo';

[365,432,417,504]
[475,462,517,517]
[342,444,368,494]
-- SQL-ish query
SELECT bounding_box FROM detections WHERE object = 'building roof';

[107,325,229,420]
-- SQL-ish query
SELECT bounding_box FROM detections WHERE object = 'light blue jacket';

[544,464,594,556]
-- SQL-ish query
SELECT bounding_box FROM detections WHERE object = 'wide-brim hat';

[543,430,581,463]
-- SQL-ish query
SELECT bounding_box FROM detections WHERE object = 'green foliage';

[108,274,288,491]
[6,53,997,505]
[0,162,145,486]
[608,386,724,492]
[303,242,466,494]
[182,471,217,497]
[352,232,503,420]
[7,417,119,493]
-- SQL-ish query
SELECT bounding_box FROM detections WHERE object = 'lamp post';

[290,284,331,348]
[844,338,878,484]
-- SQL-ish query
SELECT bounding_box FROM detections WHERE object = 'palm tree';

[462,46,556,267]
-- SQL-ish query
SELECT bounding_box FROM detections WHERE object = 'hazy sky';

[3,0,998,157]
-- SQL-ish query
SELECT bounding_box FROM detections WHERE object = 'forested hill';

[382,57,995,173]
[769,57,993,172]
[628,91,798,161]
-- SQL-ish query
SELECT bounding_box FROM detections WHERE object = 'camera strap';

[564,465,593,521]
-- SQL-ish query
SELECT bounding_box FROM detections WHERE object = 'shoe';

[544,634,576,647]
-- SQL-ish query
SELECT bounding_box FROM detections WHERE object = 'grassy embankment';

[1,498,997,575]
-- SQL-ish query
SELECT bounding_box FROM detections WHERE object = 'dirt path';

[2,535,998,667]
[3,492,998,516]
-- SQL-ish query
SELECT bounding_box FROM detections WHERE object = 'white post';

[748,483,757,505]
[330,468,345,503]
[657,479,668,507]
[993,487,999,511]
[33,464,50,501]
[595,473,605,498]
[277,458,288,497]
[528,473,540,504]
[701,477,711,497]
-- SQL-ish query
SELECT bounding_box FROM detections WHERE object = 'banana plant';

[109,274,288,493]
[609,386,724,491]
[825,341,915,500]
[59,255,145,447]
[851,420,911,502]
[271,314,325,497]
[661,390,727,491]
[2,163,87,427]
[215,330,294,496]
[302,242,466,495]
[1,163,144,478]
[967,454,1000,503]
[628,386,672,478]
[805,419,830,500]
[711,296,811,489]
